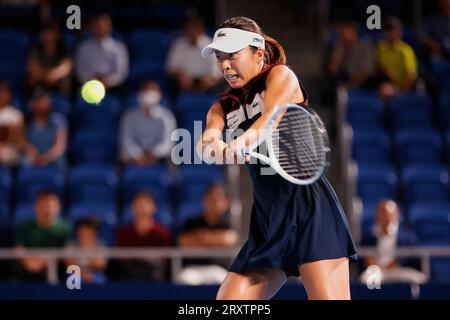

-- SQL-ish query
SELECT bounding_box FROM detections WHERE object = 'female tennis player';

[197,16,357,300]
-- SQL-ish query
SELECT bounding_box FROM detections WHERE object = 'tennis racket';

[241,103,330,185]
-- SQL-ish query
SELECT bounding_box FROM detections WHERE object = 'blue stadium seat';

[16,166,65,206]
[121,204,173,228]
[177,164,225,204]
[123,165,172,205]
[409,203,450,245]
[394,128,443,166]
[174,93,217,162]
[128,29,171,61]
[388,93,434,129]
[128,29,171,88]
[0,30,29,91]
[50,93,71,116]
[176,201,203,227]
[430,258,450,283]
[68,165,118,205]
[128,61,169,91]
[352,129,391,164]
[357,164,398,203]
[420,284,450,299]
[61,31,78,50]
[360,201,378,234]
[13,204,35,225]
[0,167,12,223]
[70,130,117,165]
[73,94,121,131]
[401,165,449,206]
[68,203,118,245]
[432,58,450,92]
[176,92,217,114]
[346,89,384,129]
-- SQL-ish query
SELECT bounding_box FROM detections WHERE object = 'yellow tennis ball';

[81,80,105,105]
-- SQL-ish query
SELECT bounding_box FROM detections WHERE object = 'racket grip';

[240,148,249,157]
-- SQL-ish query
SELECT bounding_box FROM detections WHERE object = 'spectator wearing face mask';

[119,80,177,166]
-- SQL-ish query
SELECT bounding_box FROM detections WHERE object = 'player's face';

[215,47,263,89]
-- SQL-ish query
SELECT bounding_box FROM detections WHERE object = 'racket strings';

[271,108,327,180]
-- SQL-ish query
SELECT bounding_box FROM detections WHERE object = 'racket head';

[266,103,330,185]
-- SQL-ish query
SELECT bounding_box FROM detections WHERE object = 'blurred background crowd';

[0,0,448,292]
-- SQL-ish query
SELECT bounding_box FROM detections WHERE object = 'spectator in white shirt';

[0,81,24,167]
[166,16,221,94]
[75,13,129,90]
[120,80,176,166]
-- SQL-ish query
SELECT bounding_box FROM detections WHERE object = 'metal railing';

[1,246,450,285]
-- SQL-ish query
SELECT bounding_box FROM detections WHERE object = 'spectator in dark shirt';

[175,184,237,285]
[423,0,450,59]
[26,22,73,95]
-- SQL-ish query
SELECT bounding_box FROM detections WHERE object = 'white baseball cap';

[201,28,265,57]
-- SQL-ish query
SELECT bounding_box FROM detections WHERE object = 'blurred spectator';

[23,91,67,169]
[14,191,71,282]
[0,81,25,167]
[376,17,418,98]
[423,0,450,60]
[116,192,171,281]
[119,80,176,166]
[75,13,129,90]
[166,15,221,95]
[175,184,237,285]
[65,216,108,284]
[26,22,73,96]
[359,199,427,285]
[327,21,376,89]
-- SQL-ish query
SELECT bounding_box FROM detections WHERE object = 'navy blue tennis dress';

[220,63,358,277]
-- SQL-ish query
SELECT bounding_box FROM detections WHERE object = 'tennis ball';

[81,80,105,105]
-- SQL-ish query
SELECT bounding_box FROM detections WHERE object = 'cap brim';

[201,40,248,57]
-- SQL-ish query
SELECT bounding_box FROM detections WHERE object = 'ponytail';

[263,34,286,64]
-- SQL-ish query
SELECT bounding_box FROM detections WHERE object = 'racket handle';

[240,148,250,157]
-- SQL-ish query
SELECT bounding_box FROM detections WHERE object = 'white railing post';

[47,256,59,285]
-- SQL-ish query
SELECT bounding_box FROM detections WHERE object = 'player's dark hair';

[219,16,286,64]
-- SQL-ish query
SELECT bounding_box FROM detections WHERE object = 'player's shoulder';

[266,63,297,83]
